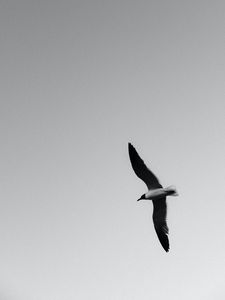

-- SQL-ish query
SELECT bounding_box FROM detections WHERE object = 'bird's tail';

[165,185,178,196]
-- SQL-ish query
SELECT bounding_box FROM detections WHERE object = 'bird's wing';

[128,143,162,189]
[152,198,169,252]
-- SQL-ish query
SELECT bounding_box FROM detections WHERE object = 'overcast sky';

[0,1,225,299]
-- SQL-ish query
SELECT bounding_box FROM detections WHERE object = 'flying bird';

[128,143,178,252]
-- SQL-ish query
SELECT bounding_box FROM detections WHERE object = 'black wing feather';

[152,198,169,252]
[128,143,162,189]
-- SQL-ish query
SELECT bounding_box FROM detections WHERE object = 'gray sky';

[0,1,225,299]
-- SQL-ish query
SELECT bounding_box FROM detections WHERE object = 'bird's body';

[144,186,178,200]
[128,143,178,252]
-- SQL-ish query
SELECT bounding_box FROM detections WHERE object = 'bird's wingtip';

[162,245,169,252]
[128,142,134,148]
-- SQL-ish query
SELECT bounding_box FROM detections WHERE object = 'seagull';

[128,143,178,252]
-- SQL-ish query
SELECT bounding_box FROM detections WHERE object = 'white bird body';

[145,186,178,200]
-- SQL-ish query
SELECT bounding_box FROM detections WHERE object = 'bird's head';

[137,194,146,201]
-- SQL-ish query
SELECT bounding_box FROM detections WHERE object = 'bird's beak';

[137,198,141,201]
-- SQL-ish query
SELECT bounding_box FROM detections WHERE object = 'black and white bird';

[128,143,178,252]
